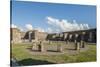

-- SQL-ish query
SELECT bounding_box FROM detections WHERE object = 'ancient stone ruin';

[11,28,96,53]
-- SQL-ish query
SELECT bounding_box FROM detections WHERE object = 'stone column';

[69,34,72,42]
[81,32,85,48]
[75,42,80,50]
[67,40,69,44]
[32,42,37,51]
[57,42,63,52]
[39,41,46,52]
[64,33,68,44]
[49,41,52,45]
[41,43,46,52]
[38,42,41,51]
[81,41,85,48]
[75,40,77,50]
[74,40,77,44]
[75,34,80,50]
[89,32,93,42]
[29,31,32,42]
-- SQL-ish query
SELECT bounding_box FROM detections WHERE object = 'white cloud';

[46,27,61,33]
[46,16,90,33]
[11,24,17,28]
[11,24,45,32]
[19,27,24,32]
[25,24,33,30]
[35,27,45,32]
[46,28,53,33]
[11,24,25,32]
[25,24,45,32]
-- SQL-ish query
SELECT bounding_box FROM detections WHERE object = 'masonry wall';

[22,30,48,42]
[11,28,96,43]
[37,32,48,41]
[47,29,96,43]
[11,28,22,43]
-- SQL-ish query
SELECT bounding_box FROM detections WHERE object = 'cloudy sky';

[11,1,96,33]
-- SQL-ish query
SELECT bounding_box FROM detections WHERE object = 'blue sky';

[11,1,96,33]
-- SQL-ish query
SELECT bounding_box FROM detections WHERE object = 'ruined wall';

[47,29,96,43]
[11,28,22,43]
[11,28,96,43]
[36,32,48,41]
[22,30,48,42]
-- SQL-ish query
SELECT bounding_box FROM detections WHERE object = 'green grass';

[11,43,96,66]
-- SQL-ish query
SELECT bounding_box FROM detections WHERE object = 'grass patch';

[11,43,96,66]
[75,45,96,62]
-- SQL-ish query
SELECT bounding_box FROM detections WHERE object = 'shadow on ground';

[47,50,60,52]
[65,48,76,50]
[18,58,55,66]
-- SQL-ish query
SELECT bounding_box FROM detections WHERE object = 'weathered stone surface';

[41,44,46,52]
[29,31,32,42]
[32,42,37,51]
[81,41,85,48]
[38,41,46,52]
[11,28,22,43]
[75,42,80,50]
[11,27,96,43]
[57,43,63,52]
[38,44,41,51]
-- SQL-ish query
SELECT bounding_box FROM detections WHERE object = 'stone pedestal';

[32,42,37,51]
[81,41,85,48]
[38,41,46,52]
[74,40,77,44]
[38,44,41,51]
[57,44,63,52]
[75,42,80,50]
[41,44,46,52]
[67,41,69,45]
[29,31,32,42]
[49,41,52,45]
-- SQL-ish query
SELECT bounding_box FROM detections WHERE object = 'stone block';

[75,42,80,50]
[80,40,85,48]
[32,42,37,50]
[57,44,63,52]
